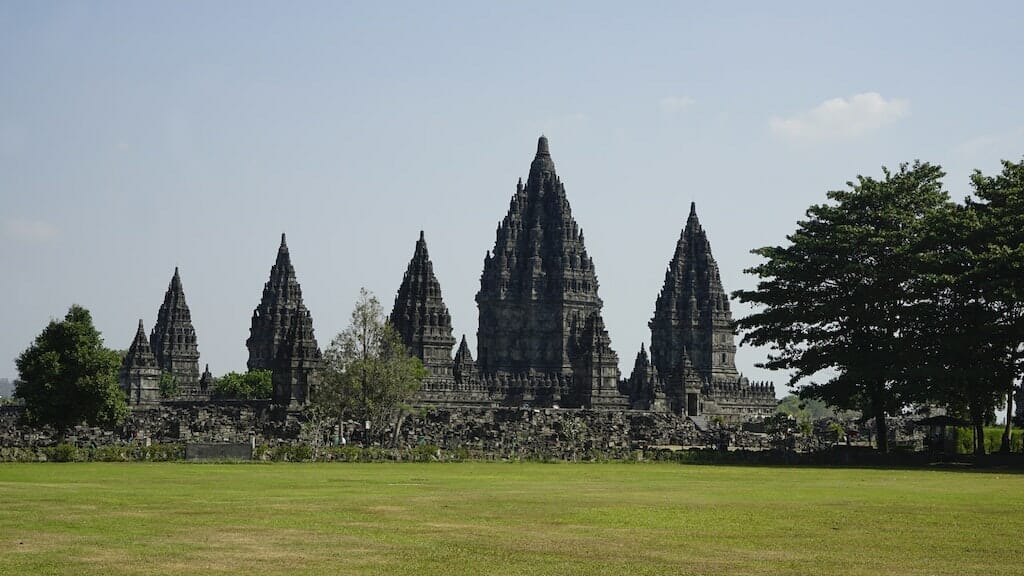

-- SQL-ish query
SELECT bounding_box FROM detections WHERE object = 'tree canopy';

[736,158,1024,453]
[312,288,427,445]
[15,305,128,435]
[734,162,950,452]
[212,370,273,400]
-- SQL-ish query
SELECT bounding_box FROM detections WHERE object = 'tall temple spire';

[476,135,610,380]
[247,234,320,378]
[150,267,201,396]
[121,319,161,404]
[248,234,321,406]
[390,231,456,377]
[649,203,737,382]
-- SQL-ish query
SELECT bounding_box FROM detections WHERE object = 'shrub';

[410,444,439,462]
[45,443,81,462]
[95,445,130,462]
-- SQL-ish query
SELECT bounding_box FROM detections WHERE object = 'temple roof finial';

[537,134,550,156]
[281,232,287,247]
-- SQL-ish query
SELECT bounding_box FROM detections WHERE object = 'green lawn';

[0,462,1020,575]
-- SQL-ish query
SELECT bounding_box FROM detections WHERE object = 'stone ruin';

[117,136,775,426]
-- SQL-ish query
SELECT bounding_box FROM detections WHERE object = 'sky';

[2,2,1023,398]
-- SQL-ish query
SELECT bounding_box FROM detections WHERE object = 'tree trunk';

[1001,386,1013,454]
[974,420,986,456]
[874,408,889,453]
[391,411,407,449]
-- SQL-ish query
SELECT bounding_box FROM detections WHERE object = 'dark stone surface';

[390,231,457,378]
[246,234,322,406]
[476,136,606,378]
[149,267,201,396]
[120,319,161,404]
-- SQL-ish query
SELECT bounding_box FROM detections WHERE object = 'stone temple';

[119,136,773,423]
[389,136,774,422]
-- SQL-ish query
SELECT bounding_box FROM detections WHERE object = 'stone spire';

[247,234,322,406]
[150,267,201,396]
[247,234,311,370]
[121,319,160,404]
[452,335,477,384]
[390,231,456,377]
[649,203,738,383]
[476,135,605,376]
[573,312,625,408]
[272,307,322,407]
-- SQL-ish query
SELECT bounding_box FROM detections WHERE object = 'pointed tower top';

[419,230,425,241]
[124,318,158,370]
[529,135,555,177]
[687,202,702,229]
[537,135,550,156]
[275,233,292,268]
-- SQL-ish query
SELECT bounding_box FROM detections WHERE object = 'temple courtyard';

[1,462,1020,575]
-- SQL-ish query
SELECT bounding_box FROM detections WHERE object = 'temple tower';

[150,267,201,396]
[452,335,477,385]
[476,136,605,376]
[247,234,322,406]
[573,313,625,408]
[390,231,456,377]
[247,234,309,371]
[272,308,322,407]
[120,319,161,404]
[649,203,738,383]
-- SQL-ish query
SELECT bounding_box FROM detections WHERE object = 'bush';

[410,444,440,462]
[95,445,130,462]
[45,443,82,462]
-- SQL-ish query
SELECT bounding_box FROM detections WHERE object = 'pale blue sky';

[2,2,1023,395]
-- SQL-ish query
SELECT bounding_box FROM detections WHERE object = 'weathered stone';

[476,136,606,378]
[247,234,322,406]
[390,231,456,378]
[120,319,161,405]
[645,203,775,421]
[150,267,201,397]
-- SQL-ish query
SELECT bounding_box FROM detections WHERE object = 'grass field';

[1,463,1021,575]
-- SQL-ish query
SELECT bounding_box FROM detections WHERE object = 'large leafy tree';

[734,162,950,452]
[908,201,1012,454]
[312,288,426,446]
[966,160,1024,452]
[15,305,128,437]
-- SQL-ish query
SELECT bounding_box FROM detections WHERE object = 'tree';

[211,370,272,400]
[15,305,128,437]
[312,288,427,447]
[966,159,1024,453]
[906,201,1011,454]
[734,162,950,452]
[158,372,180,399]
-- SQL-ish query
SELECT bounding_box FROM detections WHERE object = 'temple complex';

[389,136,773,421]
[149,267,202,397]
[119,136,773,423]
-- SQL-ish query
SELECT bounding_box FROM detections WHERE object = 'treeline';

[738,159,1024,454]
